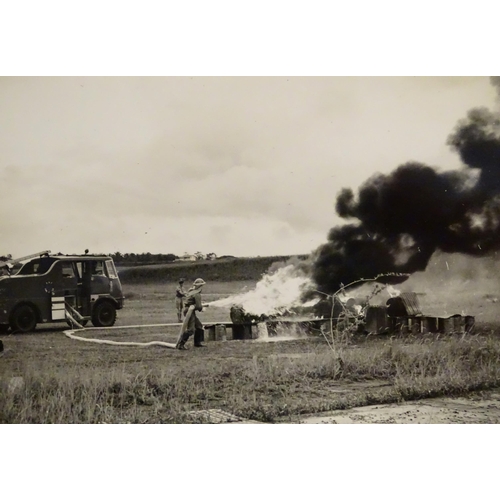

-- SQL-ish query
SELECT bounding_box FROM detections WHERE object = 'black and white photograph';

[3,74,500,424]
[1,2,498,498]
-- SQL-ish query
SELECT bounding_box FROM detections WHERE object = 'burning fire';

[386,285,401,298]
[208,265,318,316]
[312,77,500,297]
[216,79,500,319]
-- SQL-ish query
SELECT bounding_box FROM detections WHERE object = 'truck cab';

[0,253,124,333]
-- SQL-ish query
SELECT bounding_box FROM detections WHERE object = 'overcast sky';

[0,76,497,258]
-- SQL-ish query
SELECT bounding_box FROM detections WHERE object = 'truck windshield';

[105,260,118,279]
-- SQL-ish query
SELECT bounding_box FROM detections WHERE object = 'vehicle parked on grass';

[0,251,124,333]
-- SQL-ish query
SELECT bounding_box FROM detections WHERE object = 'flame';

[386,285,401,298]
[208,265,317,316]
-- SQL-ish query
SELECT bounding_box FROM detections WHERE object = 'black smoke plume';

[313,77,500,295]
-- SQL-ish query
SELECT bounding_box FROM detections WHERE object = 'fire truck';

[0,251,125,333]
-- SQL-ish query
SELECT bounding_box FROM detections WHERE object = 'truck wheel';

[10,304,37,333]
[91,301,116,327]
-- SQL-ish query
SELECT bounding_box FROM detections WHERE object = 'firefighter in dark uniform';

[177,278,208,349]
[175,278,186,322]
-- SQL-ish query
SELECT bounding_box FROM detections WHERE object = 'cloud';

[1,76,498,257]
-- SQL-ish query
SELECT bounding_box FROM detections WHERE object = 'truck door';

[90,260,111,295]
[51,261,79,320]
[79,261,94,316]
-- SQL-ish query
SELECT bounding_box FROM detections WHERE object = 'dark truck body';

[0,254,124,332]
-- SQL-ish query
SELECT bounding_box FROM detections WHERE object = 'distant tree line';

[110,252,178,265]
[109,252,220,266]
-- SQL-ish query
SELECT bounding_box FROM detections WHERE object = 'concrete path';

[287,392,500,424]
[189,389,500,424]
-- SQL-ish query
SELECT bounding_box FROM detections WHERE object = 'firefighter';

[175,278,186,322]
[177,278,208,349]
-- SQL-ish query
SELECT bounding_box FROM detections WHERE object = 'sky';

[0,76,498,258]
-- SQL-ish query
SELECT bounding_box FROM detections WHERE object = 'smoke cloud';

[313,77,500,295]
[491,76,500,97]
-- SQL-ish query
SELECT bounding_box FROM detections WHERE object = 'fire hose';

[63,303,198,349]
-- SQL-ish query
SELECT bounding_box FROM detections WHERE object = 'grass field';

[2,280,500,423]
[117,255,306,283]
[119,280,255,325]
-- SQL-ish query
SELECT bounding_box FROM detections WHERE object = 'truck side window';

[75,262,83,281]
[62,262,75,278]
[92,262,104,276]
[18,258,55,275]
[18,261,36,275]
[37,259,53,274]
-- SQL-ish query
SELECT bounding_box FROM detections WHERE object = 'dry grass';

[3,279,500,423]
[2,330,500,423]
